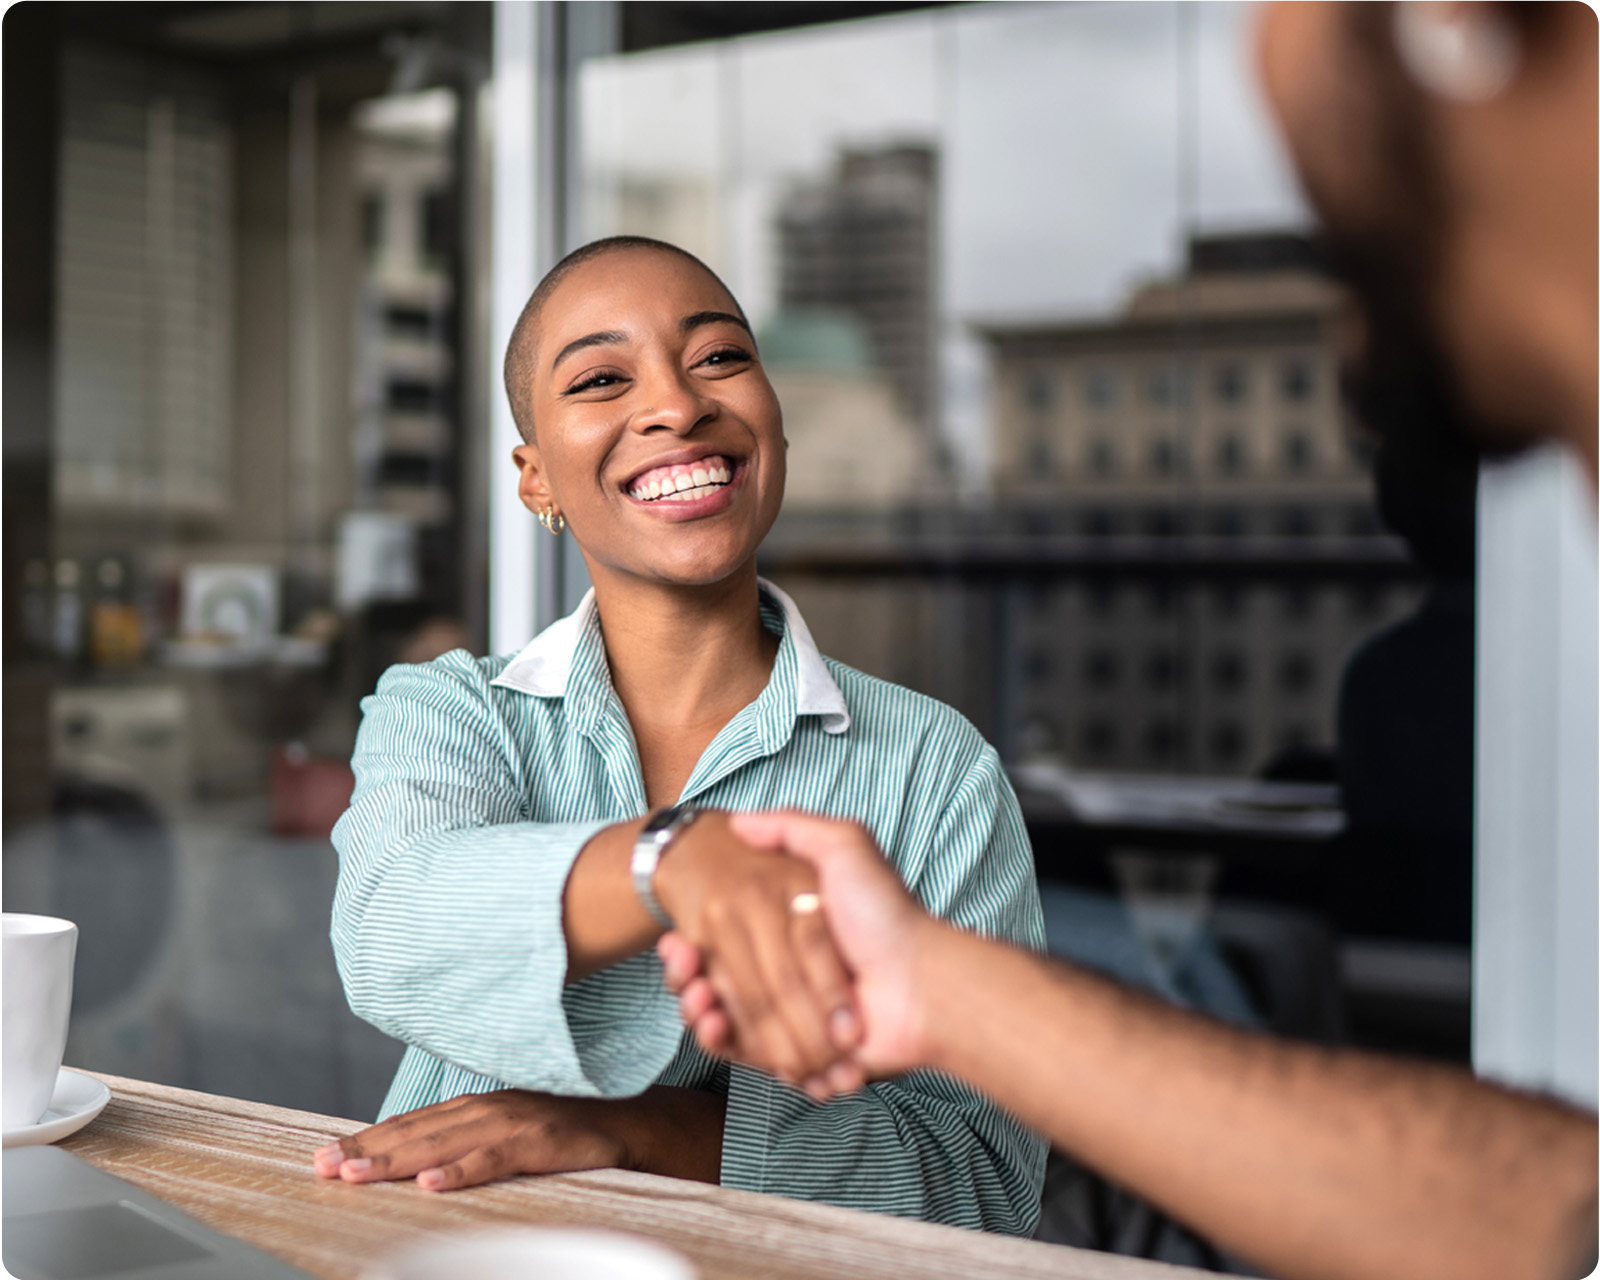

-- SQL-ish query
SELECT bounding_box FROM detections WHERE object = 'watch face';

[643,805,694,836]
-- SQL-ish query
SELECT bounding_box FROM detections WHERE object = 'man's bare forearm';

[917,926,1597,1280]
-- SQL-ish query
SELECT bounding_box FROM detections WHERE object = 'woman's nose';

[630,365,715,435]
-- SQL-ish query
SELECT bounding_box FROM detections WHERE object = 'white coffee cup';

[2,913,78,1129]
[363,1228,696,1280]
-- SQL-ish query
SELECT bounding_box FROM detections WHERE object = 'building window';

[1084,508,1116,539]
[1143,718,1184,763]
[1210,650,1247,692]
[1086,580,1117,616]
[1277,723,1314,752]
[1024,368,1055,414]
[1088,436,1116,477]
[1283,431,1315,474]
[1081,718,1118,760]
[1083,648,1119,690]
[1147,582,1180,617]
[1282,585,1315,620]
[1145,648,1185,691]
[1211,585,1244,619]
[1150,435,1188,477]
[1210,721,1246,764]
[1084,366,1118,409]
[1019,718,1059,758]
[1215,433,1247,476]
[1280,357,1316,403]
[1145,364,1190,407]
[1026,436,1054,474]
[361,193,384,257]
[1278,650,1315,694]
[1209,506,1245,538]
[1025,648,1054,681]
[1213,362,1248,404]
[1144,507,1181,538]
[1279,506,1315,538]
[421,189,452,269]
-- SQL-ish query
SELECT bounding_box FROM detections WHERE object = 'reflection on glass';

[575,1,1421,785]
[5,0,1476,1117]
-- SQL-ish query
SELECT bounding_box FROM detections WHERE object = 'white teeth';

[629,460,735,502]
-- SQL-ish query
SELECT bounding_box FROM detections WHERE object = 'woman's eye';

[699,346,751,369]
[565,371,624,395]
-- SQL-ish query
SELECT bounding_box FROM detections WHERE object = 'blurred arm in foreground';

[665,811,1595,1280]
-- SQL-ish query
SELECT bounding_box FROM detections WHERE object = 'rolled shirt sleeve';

[330,656,680,1098]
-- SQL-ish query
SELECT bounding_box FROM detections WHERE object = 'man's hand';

[311,1086,724,1190]
[651,811,861,1097]
[659,811,943,1089]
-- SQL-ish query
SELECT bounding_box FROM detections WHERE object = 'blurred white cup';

[364,1228,696,1280]
[2,913,78,1129]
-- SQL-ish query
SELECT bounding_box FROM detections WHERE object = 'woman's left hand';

[312,1089,630,1191]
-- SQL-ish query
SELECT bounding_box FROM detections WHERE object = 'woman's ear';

[512,443,555,517]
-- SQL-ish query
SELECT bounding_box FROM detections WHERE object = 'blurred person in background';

[662,4,1598,1279]
[1331,417,1479,946]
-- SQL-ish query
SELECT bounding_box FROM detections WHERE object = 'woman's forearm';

[563,818,661,982]
[614,1086,726,1183]
[919,928,1597,1280]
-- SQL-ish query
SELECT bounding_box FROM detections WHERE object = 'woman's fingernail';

[341,1157,372,1175]
[417,1168,445,1190]
[314,1143,342,1161]
[830,1008,858,1046]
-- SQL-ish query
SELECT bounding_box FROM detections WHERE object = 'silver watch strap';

[630,805,704,928]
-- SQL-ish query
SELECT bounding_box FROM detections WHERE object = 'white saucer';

[3,1068,111,1148]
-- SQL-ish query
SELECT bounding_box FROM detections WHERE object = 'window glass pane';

[7,16,486,1118]
[575,4,1476,1062]
[572,1,1438,794]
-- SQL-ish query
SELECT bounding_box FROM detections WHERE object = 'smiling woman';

[321,237,1048,1234]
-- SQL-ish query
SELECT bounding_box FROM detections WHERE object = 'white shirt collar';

[490,577,851,735]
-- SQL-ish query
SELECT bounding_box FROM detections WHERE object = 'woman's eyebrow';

[551,329,629,372]
[681,310,751,336]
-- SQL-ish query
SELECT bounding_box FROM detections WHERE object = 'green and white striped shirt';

[331,580,1047,1235]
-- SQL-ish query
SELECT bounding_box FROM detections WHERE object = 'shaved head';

[502,236,747,442]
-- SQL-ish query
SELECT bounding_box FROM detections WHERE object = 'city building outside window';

[1083,366,1119,409]
[1280,355,1316,403]
[1212,360,1248,404]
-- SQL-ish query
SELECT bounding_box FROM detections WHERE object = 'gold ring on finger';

[789,891,823,916]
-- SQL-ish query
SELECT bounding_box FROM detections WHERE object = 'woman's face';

[512,248,786,590]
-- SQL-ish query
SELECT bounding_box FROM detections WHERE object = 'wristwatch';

[631,805,706,928]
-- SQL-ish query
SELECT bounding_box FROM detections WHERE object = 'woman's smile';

[623,451,745,520]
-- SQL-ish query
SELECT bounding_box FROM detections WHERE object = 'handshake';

[315,808,975,1194]
[651,810,940,1101]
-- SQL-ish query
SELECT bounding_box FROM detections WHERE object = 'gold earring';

[538,506,565,535]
